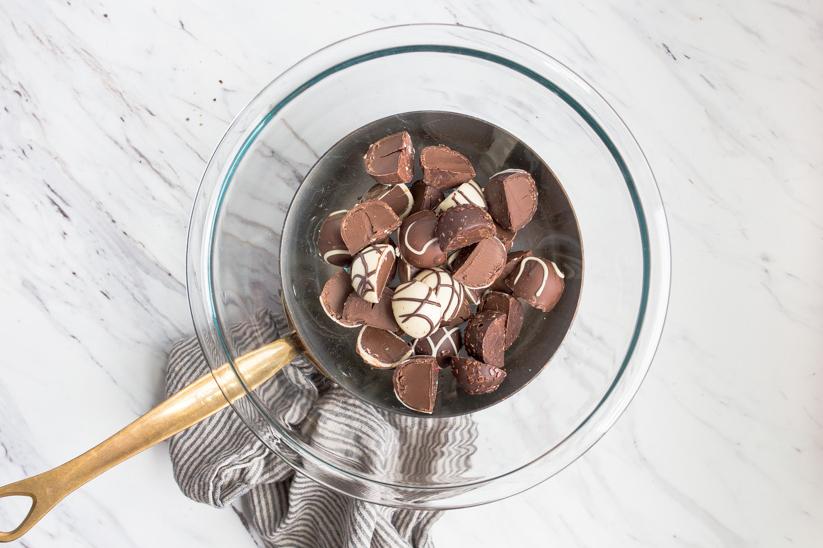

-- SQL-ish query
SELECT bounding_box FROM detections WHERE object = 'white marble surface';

[0,1,820,546]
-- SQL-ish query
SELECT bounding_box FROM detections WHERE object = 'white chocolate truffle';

[350,244,396,304]
[391,280,443,338]
[436,180,486,213]
[414,268,463,324]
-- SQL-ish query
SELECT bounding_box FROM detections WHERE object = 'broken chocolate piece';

[340,200,401,255]
[363,183,414,219]
[356,326,413,369]
[436,180,486,213]
[350,244,396,303]
[414,326,462,366]
[393,356,439,413]
[489,250,533,292]
[420,145,475,190]
[506,256,565,312]
[479,291,523,349]
[364,131,414,185]
[316,210,351,266]
[409,180,444,214]
[399,210,447,268]
[485,169,538,231]
[319,271,358,327]
[391,280,443,338]
[342,287,400,332]
[450,357,506,395]
[464,310,507,368]
[436,204,496,253]
[450,238,507,289]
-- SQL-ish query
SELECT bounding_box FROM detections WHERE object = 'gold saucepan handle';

[0,335,299,543]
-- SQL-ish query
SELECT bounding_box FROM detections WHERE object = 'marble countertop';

[1,1,820,546]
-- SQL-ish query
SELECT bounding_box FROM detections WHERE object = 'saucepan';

[0,24,670,542]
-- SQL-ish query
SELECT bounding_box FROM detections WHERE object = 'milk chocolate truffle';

[484,169,538,231]
[409,180,444,213]
[414,326,462,366]
[364,131,414,185]
[397,258,421,283]
[341,200,401,255]
[342,287,400,332]
[450,238,507,289]
[399,210,448,268]
[420,145,476,190]
[442,295,471,326]
[350,244,396,303]
[363,183,414,219]
[464,310,507,368]
[506,257,565,312]
[494,223,516,252]
[450,357,506,395]
[437,204,496,253]
[489,250,533,292]
[316,210,351,266]
[393,356,439,414]
[356,326,413,369]
[391,280,443,338]
[414,268,464,323]
[436,180,486,213]
[479,291,523,349]
[319,271,358,328]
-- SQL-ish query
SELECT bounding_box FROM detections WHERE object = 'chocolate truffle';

[494,223,516,252]
[450,238,507,289]
[342,287,400,332]
[414,268,463,323]
[420,145,476,190]
[393,356,439,414]
[399,210,448,269]
[437,204,496,253]
[363,183,413,219]
[364,131,414,185]
[464,310,507,368]
[442,295,471,326]
[396,257,421,284]
[319,271,358,328]
[489,250,533,292]
[341,200,401,255]
[436,180,486,213]
[350,244,396,304]
[484,169,538,231]
[356,326,413,369]
[506,257,565,312]
[316,210,351,266]
[414,326,462,366]
[391,280,443,338]
[479,291,523,349]
[409,180,444,213]
[450,357,506,395]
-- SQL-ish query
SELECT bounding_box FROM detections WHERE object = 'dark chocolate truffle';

[363,183,413,219]
[319,271,358,327]
[340,200,401,255]
[342,287,399,332]
[450,238,507,289]
[450,357,506,395]
[489,250,533,292]
[420,145,476,190]
[356,326,412,369]
[399,210,448,268]
[409,180,444,213]
[479,291,523,349]
[484,169,538,231]
[414,326,462,366]
[364,131,414,185]
[316,210,351,266]
[506,257,565,312]
[436,204,496,253]
[393,356,439,413]
[464,310,507,368]
[350,244,396,303]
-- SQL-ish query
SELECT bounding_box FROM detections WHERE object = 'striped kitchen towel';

[165,311,477,548]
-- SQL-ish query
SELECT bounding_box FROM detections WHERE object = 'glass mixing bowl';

[186,24,671,509]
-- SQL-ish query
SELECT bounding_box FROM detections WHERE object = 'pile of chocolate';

[317,131,565,414]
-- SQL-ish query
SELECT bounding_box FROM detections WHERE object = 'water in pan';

[281,111,582,418]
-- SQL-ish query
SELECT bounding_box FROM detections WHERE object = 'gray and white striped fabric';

[165,311,477,548]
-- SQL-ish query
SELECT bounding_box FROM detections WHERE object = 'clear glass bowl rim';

[186,23,672,509]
